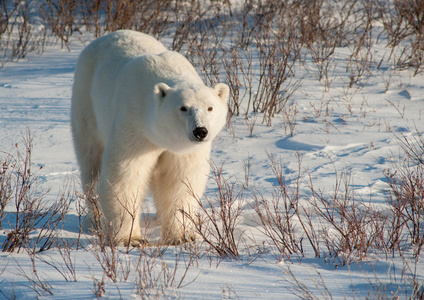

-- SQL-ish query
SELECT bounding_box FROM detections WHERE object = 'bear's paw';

[119,235,148,247]
[165,230,198,246]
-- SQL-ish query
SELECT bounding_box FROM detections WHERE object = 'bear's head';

[151,82,229,153]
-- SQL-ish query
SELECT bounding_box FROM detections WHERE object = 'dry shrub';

[395,127,424,166]
[346,1,377,87]
[4,0,424,133]
[15,250,54,296]
[1,131,71,253]
[381,128,424,258]
[251,22,300,125]
[171,0,206,53]
[2,0,424,80]
[254,151,423,265]
[81,191,129,283]
[83,189,197,292]
[222,46,249,120]
[39,0,78,49]
[259,153,320,260]
[135,245,196,298]
[309,170,386,265]
[0,1,48,67]
[185,163,245,261]
[384,161,424,258]
[283,266,334,300]
[0,153,13,229]
[226,1,303,124]
[184,16,228,88]
[379,0,424,75]
[101,0,171,36]
[300,0,343,84]
[252,187,303,263]
[35,240,78,282]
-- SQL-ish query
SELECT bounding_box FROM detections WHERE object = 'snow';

[1,23,424,300]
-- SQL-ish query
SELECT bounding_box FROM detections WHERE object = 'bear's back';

[81,30,167,67]
[138,51,203,87]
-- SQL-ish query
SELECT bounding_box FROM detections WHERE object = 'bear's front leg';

[98,139,162,246]
[152,147,210,245]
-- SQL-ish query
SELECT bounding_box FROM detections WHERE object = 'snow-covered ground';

[1,15,424,300]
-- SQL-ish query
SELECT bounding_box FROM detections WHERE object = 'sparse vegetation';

[0,131,71,253]
[2,0,424,127]
[1,0,424,298]
[185,163,245,261]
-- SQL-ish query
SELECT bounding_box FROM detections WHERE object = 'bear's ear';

[214,83,229,104]
[154,83,170,100]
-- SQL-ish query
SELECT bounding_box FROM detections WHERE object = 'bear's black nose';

[193,127,208,141]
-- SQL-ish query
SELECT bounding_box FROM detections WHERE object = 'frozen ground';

[0,27,424,299]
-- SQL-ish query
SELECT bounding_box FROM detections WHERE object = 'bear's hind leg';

[71,61,104,195]
[76,134,103,194]
[72,125,104,233]
[71,77,105,233]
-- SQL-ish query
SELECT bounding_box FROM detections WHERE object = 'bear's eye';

[180,106,188,112]
[208,107,213,112]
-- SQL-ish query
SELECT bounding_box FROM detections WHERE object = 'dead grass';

[2,0,424,298]
[3,0,424,131]
[184,163,245,261]
[0,130,71,253]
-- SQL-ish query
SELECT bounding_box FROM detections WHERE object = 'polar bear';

[71,30,229,246]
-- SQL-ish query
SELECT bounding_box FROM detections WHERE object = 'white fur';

[71,30,228,245]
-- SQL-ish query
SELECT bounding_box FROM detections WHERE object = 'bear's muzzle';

[193,127,208,141]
